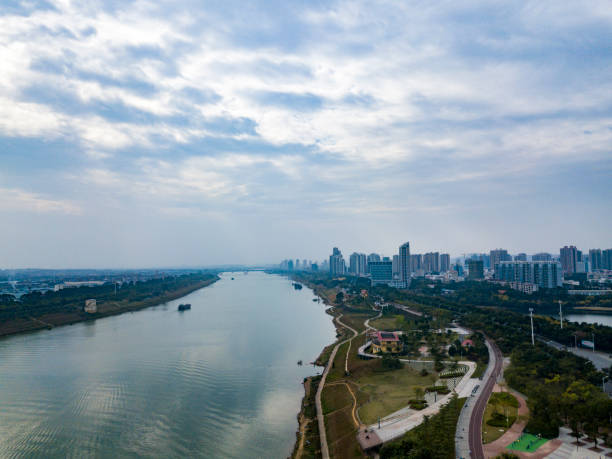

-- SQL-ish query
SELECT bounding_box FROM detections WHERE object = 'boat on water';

[178,303,191,311]
[293,283,302,290]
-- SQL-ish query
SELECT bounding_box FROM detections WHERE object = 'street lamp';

[529,308,535,346]
[603,375,608,392]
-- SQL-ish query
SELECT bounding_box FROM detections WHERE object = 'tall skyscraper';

[440,253,450,272]
[490,249,511,272]
[329,247,345,276]
[392,255,399,277]
[467,260,484,279]
[399,242,410,283]
[560,245,578,274]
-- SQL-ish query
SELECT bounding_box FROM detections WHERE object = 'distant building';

[532,252,552,261]
[560,245,579,274]
[495,261,562,288]
[490,249,511,272]
[589,249,602,270]
[84,299,97,313]
[514,253,527,261]
[604,249,612,270]
[329,247,345,276]
[288,259,294,271]
[349,252,367,276]
[440,253,450,272]
[467,260,484,280]
[392,255,399,277]
[410,254,422,273]
[399,242,410,283]
[423,252,440,273]
[369,260,393,286]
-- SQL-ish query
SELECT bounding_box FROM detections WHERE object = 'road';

[315,313,358,459]
[538,336,612,371]
[467,339,503,459]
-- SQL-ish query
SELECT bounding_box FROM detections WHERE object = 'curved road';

[316,313,358,459]
[468,339,503,459]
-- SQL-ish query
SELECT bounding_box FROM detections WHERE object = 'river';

[0,272,335,458]
[565,313,612,327]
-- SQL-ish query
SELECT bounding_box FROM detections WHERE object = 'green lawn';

[482,393,519,443]
[506,433,548,452]
[369,315,402,331]
[356,365,436,424]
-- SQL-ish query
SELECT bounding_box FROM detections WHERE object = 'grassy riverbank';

[0,273,219,338]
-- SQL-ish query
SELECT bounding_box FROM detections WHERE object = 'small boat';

[231,277,235,280]
[297,360,303,366]
[312,298,318,302]
[293,282,302,290]
[178,303,191,311]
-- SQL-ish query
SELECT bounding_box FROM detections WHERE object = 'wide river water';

[0,272,335,458]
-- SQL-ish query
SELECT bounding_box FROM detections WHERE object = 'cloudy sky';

[1,0,611,268]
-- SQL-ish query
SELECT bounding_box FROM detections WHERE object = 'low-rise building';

[371,331,401,354]
[84,299,97,313]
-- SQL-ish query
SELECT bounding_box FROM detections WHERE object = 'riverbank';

[0,274,219,338]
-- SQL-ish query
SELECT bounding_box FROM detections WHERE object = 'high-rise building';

[392,255,399,277]
[490,249,511,272]
[410,254,422,273]
[514,253,527,261]
[589,249,602,270]
[399,242,410,282]
[496,261,562,288]
[423,252,440,273]
[560,245,578,275]
[349,252,367,276]
[532,253,552,261]
[288,259,294,271]
[329,247,345,276]
[440,253,450,272]
[603,249,612,270]
[369,260,393,286]
[467,260,484,279]
[367,253,381,263]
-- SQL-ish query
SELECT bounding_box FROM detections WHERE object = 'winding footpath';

[315,312,359,459]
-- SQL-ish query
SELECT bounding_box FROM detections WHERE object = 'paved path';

[540,336,612,371]
[468,339,503,459]
[315,313,358,459]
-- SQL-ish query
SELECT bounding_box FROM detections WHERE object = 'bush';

[420,368,429,377]
[426,386,450,394]
[381,354,402,370]
[409,400,428,410]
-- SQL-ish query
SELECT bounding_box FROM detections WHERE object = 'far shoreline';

[0,274,220,340]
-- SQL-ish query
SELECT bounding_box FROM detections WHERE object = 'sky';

[1,0,611,268]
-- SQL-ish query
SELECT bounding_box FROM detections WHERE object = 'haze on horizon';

[1,1,611,269]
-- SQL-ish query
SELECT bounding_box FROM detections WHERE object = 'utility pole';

[559,300,563,329]
[603,375,608,392]
[529,308,535,346]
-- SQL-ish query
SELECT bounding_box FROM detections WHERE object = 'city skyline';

[1,1,611,268]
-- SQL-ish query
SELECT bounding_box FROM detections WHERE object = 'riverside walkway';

[315,312,358,459]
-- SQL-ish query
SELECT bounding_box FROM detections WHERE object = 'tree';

[335,291,344,304]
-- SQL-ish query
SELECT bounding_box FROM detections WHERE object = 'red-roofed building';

[461,339,474,348]
[372,331,401,354]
